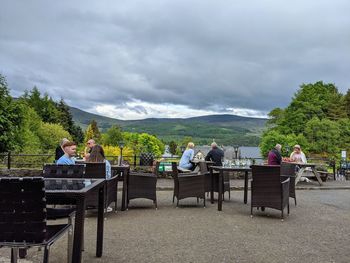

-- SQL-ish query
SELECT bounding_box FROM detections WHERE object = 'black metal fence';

[0,152,336,178]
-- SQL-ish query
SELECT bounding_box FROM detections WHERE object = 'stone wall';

[0,168,42,177]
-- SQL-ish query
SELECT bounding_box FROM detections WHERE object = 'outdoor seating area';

[0,160,349,262]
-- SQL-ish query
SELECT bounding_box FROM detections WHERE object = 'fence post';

[7,151,11,170]
[133,154,137,168]
[332,160,336,180]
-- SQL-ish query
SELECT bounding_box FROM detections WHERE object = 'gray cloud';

[1,0,349,117]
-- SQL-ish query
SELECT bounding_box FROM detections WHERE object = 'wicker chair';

[251,165,290,220]
[0,177,72,263]
[198,162,230,200]
[83,162,118,211]
[42,164,85,178]
[281,162,297,205]
[127,167,158,209]
[172,162,206,207]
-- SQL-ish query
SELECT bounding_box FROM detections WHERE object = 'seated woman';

[179,142,195,170]
[290,145,307,163]
[86,145,112,179]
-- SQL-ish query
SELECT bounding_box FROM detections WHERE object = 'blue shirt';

[57,155,76,165]
[179,149,194,168]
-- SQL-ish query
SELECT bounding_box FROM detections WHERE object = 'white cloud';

[93,100,268,120]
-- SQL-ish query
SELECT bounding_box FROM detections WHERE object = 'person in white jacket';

[290,144,307,163]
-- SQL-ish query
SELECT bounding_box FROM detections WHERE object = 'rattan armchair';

[172,162,206,207]
[251,165,290,220]
[84,162,118,211]
[281,162,297,205]
[127,164,158,209]
[0,177,72,263]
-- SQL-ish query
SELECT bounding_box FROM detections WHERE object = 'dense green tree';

[101,125,123,146]
[344,89,350,117]
[21,87,61,123]
[37,123,71,152]
[259,130,308,157]
[304,117,340,156]
[84,120,101,143]
[56,99,84,142]
[0,74,24,152]
[168,141,177,155]
[261,81,348,157]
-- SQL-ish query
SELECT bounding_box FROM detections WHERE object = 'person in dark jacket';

[205,142,224,166]
[267,144,282,165]
[55,138,69,162]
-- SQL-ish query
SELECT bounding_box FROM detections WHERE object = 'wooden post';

[7,151,11,170]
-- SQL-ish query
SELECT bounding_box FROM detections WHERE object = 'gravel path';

[1,190,350,263]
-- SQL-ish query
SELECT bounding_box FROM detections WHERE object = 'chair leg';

[203,196,206,208]
[294,197,297,206]
[11,248,18,263]
[287,203,290,214]
[281,208,284,220]
[261,207,265,212]
[176,199,179,207]
[154,199,158,210]
[250,205,253,217]
[229,189,231,200]
[19,248,27,258]
[197,197,199,204]
[43,246,50,263]
[172,193,175,203]
[68,223,73,263]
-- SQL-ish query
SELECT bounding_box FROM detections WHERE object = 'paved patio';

[1,182,349,263]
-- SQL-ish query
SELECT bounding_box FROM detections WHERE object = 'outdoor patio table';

[210,166,251,211]
[111,165,130,211]
[292,162,323,186]
[45,178,105,263]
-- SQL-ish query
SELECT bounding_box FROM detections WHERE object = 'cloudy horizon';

[1,0,349,120]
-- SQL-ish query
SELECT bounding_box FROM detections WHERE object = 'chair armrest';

[281,177,290,185]
[178,172,200,178]
[129,172,157,178]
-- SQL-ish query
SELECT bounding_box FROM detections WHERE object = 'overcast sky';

[1,0,349,120]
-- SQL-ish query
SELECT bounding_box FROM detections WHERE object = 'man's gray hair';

[211,142,218,148]
[275,144,282,151]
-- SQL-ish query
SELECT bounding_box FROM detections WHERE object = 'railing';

[0,152,336,178]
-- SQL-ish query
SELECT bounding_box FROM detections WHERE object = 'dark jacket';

[55,146,65,161]
[205,147,224,166]
[268,148,282,165]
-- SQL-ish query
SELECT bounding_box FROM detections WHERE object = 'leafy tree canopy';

[261,81,349,158]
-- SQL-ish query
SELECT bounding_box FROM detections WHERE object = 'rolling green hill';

[70,107,267,146]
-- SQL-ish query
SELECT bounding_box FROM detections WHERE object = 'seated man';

[57,141,77,165]
[205,142,224,166]
[267,144,282,165]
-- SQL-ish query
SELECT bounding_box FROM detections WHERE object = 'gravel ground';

[1,189,350,263]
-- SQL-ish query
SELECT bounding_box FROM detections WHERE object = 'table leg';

[312,167,323,186]
[210,168,214,204]
[244,171,248,204]
[96,186,105,257]
[72,198,85,263]
[295,167,305,185]
[121,170,127,211]
[218,170,223,211]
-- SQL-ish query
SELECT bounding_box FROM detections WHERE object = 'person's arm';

[205,151,212,161]
[290,152,295,161]
[301,152,307,163]
[189,149,194,160]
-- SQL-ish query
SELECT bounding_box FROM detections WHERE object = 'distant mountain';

[69,107,268,146]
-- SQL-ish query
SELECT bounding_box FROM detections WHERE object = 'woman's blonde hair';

[187,142,194,149]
